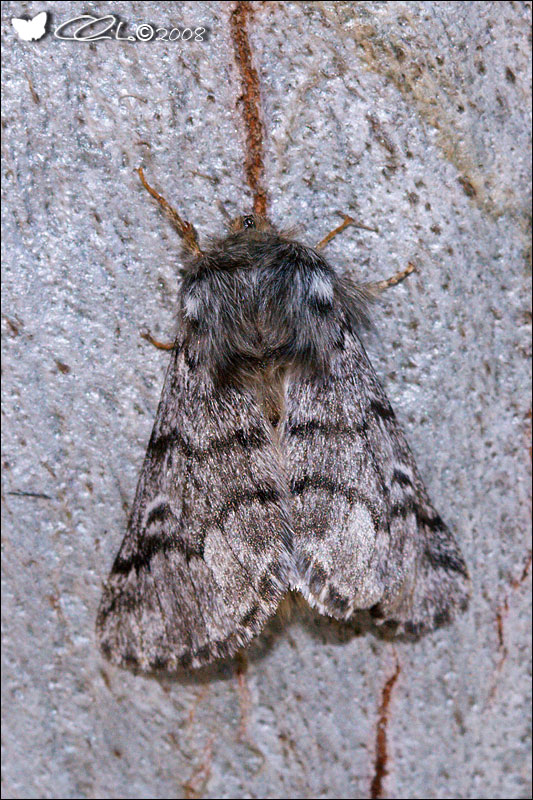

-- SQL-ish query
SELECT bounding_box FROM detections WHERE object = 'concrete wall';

[2,2,531,798]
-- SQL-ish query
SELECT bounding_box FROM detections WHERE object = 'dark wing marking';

[284,327,470,632]
[96,339,292,671]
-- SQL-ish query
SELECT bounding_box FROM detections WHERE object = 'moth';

[96,171,470,671]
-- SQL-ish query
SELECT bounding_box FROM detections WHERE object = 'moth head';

[229,214,274,234]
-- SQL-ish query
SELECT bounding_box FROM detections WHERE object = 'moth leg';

[315,214,414,293]
[140,328,174,351]
[315,213,378,250]
[367,262,415,294]
[137,167,203,257]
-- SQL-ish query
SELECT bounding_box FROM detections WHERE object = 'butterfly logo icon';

[11,11,48,41]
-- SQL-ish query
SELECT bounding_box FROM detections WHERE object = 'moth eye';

[242,215,256,229]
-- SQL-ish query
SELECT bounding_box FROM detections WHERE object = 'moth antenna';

[335,211,379,235]
[367,262,416,295]
[315,213,379,251]
[136,167,203,257]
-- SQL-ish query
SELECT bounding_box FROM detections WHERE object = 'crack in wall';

[230,1,268,216]
[370,660,401,799]
[488,551,532,703]
[182,737,213,799]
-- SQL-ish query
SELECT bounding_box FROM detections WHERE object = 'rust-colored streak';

[525,407,532,461]
[370,662,401,800]
[234,651,252,738]
[498,551,532,647]
[512,551,532,589]
[488,552,532,703]
[230,2,267,216]
[182,738,213,799]
[233,652,266,766]
[25,74,40,105]
[186,686,210,727]
[495,598,509,653]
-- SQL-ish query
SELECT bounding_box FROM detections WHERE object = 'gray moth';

[96,189,470,672]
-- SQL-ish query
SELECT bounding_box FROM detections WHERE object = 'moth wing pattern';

[286,325,471,633]
[96,336,292,670]
[97,202,470,672]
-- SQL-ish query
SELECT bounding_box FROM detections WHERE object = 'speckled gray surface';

[1,2,531,798]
